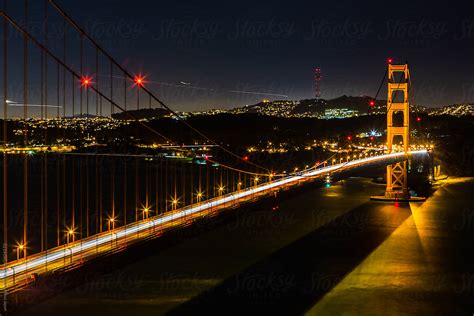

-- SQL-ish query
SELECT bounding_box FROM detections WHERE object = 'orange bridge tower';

[371,62,425,202]
[385,63,410,199]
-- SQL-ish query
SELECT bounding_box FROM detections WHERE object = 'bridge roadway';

[0,150,428,293]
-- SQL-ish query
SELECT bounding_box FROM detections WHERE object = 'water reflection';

[307,178,474,315]
[17,178,474,315]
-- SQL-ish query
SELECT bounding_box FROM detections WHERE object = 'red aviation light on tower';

[416,117,422,122]
[387,57,394,64]
[314,67,322,99]
[346,135,352,141]
[242,155,249,161]
[369,100,376,107]
[80,76,93,88]
[133,75,146,88]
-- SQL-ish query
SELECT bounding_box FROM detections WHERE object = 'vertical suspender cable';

[123,158,127,225]
[3,0,8,263]
[23,0,29,259]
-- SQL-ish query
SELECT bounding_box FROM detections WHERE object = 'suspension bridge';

[0,1,429,295]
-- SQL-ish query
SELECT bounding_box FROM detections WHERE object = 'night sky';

[5,0,474,111]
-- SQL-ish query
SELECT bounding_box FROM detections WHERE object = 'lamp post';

[196,192,203,203]
[268,173,274,183]
[218,186,224,197]
[66,229,75,244]
[16,244,24,261]
[143,207,150,220]
[108,218,115,231]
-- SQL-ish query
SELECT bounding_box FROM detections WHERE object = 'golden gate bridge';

[0,0,429,297]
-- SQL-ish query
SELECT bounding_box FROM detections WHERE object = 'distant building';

[322,108,358,119]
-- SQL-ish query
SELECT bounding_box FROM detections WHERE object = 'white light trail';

[99,75,289,97]
[6,99,62,108]
[8,103,62,108]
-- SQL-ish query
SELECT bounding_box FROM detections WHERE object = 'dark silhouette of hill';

[235,96,386,116]
[111,108,171,120]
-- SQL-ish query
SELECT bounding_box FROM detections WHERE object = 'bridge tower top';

[387,63,410,154]
[388,64,410,82]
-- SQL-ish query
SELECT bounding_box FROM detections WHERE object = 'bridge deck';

[0,150,427,293]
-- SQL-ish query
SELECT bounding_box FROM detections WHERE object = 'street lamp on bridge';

[171,198,179,210]
[66,227,76,244]
[268,173,274,182]
[196,192,204,203]
[107,217,116,231]
[16,243,25,261]
[142,206,151,220]
[217,185,225,196]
